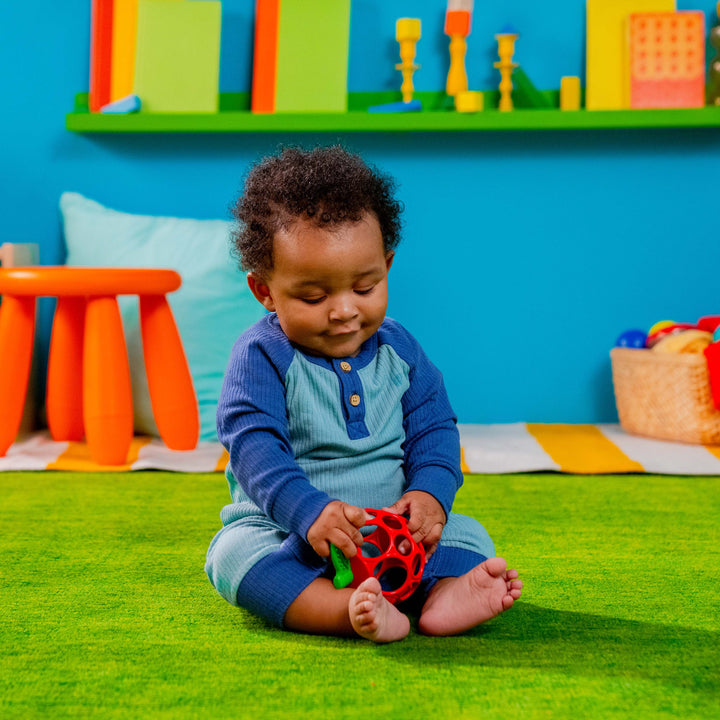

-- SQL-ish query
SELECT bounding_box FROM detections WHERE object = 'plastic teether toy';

[331,508,426,605]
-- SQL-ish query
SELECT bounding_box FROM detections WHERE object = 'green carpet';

[1,471,718,719]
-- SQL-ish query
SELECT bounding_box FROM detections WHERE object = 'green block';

[512,67,554,109]
[134,0,221,113]
[275,0,350,113]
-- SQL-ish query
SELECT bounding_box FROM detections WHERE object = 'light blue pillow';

[60,192,265,442]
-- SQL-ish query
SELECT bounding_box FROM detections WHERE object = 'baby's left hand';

[383,491,446,559]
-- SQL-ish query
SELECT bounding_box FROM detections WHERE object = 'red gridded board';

[629,11,705,109]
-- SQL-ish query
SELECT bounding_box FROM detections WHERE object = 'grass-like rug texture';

[1,471,718,719]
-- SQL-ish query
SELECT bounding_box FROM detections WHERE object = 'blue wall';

[2,0,720,425]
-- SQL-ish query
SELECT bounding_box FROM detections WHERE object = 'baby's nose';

[329,296,358,322]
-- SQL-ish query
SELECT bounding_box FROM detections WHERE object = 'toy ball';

[645,322,697,348]
[615,329,647,348]
[349,509,426,605]
[648,320,677,336]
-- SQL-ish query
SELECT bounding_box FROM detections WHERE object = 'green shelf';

[65,91,720,133]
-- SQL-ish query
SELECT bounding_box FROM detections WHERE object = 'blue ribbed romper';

[205,314,494,626]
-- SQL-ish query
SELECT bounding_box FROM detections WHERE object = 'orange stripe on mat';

[214,448,229,473]
[526,423,645,474]
[47,436,153,472]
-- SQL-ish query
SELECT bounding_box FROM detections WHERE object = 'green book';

[134,0,221,113]
[275,0,350,113]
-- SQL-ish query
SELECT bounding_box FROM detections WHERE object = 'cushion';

[60,192,265,442]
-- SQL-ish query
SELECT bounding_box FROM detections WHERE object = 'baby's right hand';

[306,501,369,559]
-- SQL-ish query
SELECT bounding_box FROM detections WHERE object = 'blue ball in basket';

[615,329,647,349]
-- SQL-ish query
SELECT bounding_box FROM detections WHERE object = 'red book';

[89,0,114,113]
[251,0,280,113]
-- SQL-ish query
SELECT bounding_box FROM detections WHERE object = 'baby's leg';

[209,520,410,642]
[417,513,521,636]
[418,557,522,636]
[283,579,355,635]
[284,577,410,643]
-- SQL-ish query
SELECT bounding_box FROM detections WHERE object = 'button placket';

[330,357,370,440]
[333,359,363,420]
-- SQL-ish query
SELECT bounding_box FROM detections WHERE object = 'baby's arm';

[400,370,463,521]
[217,325,335,541]
[381,321,463,551]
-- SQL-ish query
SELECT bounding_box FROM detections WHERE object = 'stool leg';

[83,296,133,465]
[139,294,199,450]
[0,295,35,455]
[47,297,86,441]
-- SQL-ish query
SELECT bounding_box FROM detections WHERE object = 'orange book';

[89,0,114,112]
[251,0,280,113]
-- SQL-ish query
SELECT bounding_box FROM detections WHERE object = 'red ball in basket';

[338,508,426,605]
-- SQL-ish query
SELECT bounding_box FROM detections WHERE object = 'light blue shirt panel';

[285,345,410,509]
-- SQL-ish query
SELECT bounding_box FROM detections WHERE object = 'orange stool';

[0,267,199,465]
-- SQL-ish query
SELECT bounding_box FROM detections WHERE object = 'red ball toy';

[348,508,426,605]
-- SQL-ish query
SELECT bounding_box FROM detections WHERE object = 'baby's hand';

[306,501,370,559]
[384,491,446,559]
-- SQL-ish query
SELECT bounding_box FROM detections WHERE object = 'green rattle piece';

[330,544,354,589]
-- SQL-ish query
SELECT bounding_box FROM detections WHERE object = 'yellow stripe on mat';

[214,448,230,473]
[460,447,470,474]
[47,436,153,472]
[704,445,720,462]
[526,423,645,474]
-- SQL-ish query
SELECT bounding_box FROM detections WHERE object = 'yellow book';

[110,0,139,101]
[134,0,222,113]
[275,0,351,113]
[111,0,183,102]
[586,0,675,110]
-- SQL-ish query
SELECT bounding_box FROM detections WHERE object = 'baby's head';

[231,145,402,276]
[231,146,404,358]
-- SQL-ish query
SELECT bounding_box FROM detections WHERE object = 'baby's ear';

[247,272,276,312]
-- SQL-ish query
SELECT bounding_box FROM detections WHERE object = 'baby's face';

[250,212,393,358]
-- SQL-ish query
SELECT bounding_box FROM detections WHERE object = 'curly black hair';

[230,145,403,275]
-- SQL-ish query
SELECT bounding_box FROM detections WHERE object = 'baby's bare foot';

[349,578,410,643]
[418,557,522,636]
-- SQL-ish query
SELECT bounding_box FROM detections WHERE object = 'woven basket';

[610,347,720,445]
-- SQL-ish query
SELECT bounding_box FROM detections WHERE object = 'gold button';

[340,361,351,373]
[349,394,361,407]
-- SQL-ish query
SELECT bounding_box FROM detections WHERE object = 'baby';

[206,146,521,642]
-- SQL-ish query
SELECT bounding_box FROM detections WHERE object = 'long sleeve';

[216,320,332,539]
[381,320,463,518]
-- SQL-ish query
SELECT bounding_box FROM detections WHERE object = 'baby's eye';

[354,286,375,296]
[300,296,326,305]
